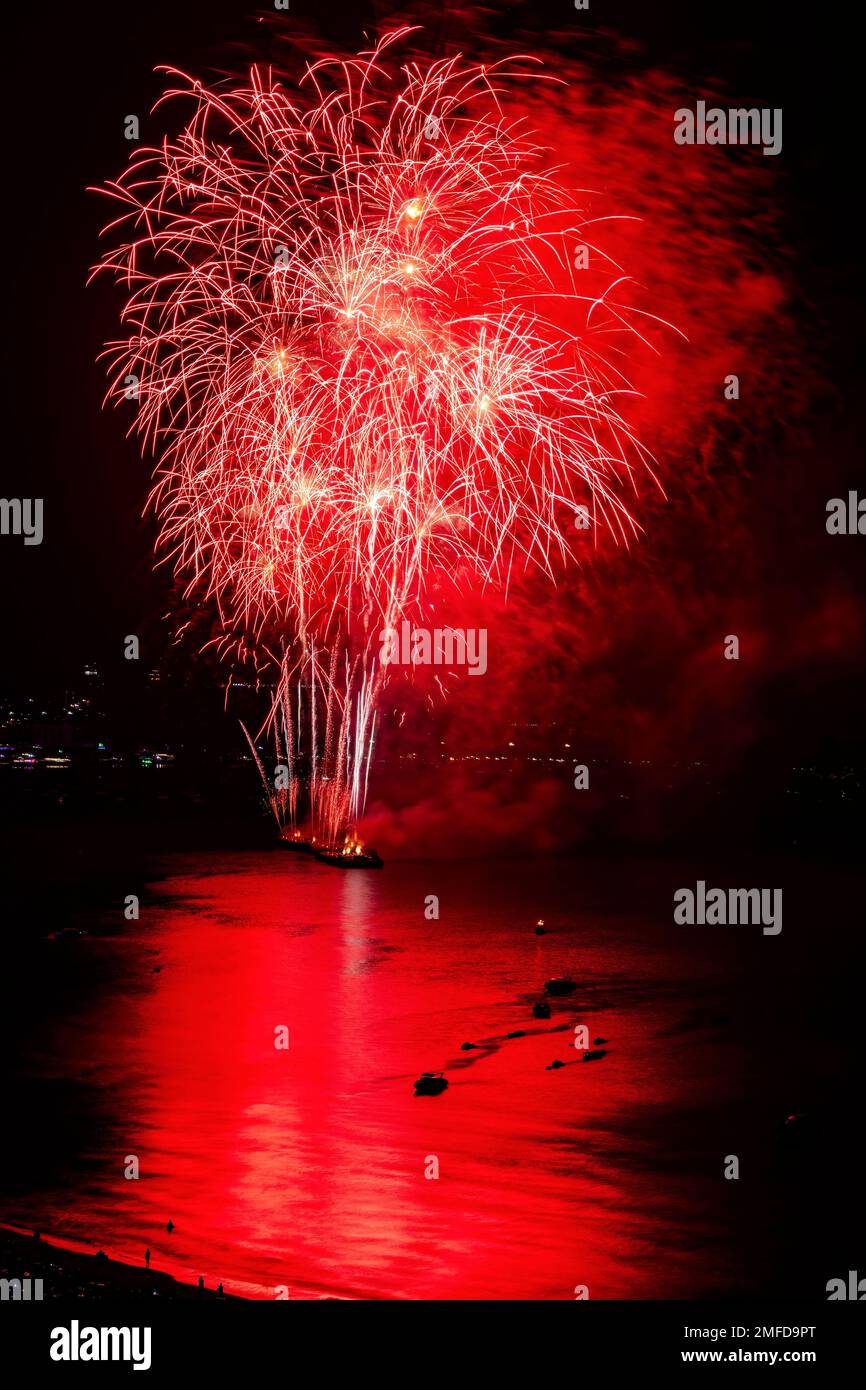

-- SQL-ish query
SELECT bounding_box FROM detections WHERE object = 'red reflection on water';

[24,853,751,1298]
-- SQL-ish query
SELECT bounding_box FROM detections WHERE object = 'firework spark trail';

[258,645,376,845]
[95,28,664,844]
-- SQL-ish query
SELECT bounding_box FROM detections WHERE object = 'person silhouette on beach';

[217,1282,224,1296]
[198,1275,204,1292]
[145,1247,151,1269]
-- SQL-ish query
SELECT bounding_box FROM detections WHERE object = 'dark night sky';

[2,0,862,782]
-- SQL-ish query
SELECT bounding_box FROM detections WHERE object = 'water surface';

[2,848,855,1298]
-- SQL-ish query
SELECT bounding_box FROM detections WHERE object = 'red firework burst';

[94,27,664,668]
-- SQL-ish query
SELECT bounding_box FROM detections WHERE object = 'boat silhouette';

[414,1072,448,1095]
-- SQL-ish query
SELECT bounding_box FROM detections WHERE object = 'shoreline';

[0,1224,244,1301]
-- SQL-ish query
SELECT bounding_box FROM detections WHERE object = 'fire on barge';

[277,829,383,869]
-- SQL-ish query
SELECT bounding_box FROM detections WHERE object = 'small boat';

[532,1000,552,1019]
[314,845,383,870]
[414,1072,448,1095]
[582,1049,606,1062]
[544,978,577,996]
[276,833,315,854]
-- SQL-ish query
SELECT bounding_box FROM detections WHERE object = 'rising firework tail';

[244,644,378,850]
